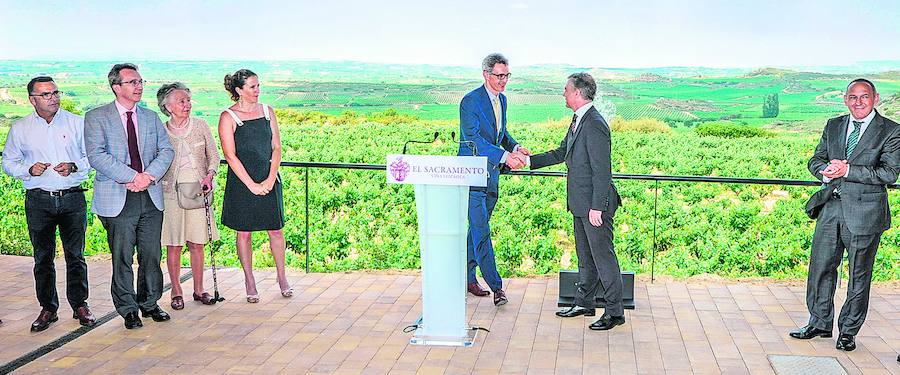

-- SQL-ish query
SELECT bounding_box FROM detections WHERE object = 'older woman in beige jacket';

[157,82,220,310]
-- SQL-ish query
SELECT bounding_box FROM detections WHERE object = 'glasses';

[485,71,511,80]
[29,91,62,100]
[116,79,146,87]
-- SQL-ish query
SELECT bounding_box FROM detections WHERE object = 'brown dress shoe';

[467,282,490,297]
[493,289,508,306]
[72,305,96,326]
[193,292,215,305]
[31,309,58,332]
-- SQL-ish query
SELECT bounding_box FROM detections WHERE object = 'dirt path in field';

[0,88,23,105]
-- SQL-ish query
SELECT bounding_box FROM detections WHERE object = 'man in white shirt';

[2,76,95,332]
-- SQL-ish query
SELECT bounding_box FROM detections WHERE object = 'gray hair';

[107,63,139,91]
[156,82,191,117]
[482,53,508,72]
[568,72,597,101]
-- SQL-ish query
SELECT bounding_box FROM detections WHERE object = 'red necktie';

[126,111,142,173]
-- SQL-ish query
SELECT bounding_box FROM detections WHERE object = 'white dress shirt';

[2,109,91,190]
[571,102,595,133]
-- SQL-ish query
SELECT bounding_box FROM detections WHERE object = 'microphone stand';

[402,132,440,154]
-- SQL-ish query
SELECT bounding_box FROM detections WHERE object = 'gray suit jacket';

[531,106,620,217]
[84,101,174,217]
[808,111,900,235]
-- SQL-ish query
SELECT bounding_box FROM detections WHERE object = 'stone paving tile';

[2,254,899,373]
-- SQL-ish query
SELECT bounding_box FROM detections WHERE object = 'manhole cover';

[768,355,848,375]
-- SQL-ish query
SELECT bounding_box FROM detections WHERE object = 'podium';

[386,154,487,347]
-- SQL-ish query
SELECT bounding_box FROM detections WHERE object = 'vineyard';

[1,61,900,280]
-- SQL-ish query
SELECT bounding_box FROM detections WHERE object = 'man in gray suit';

[789,78,900,351]
[523,72,625,331]
[84,63,174,329]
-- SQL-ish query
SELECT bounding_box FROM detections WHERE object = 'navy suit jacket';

[458,85,518,189]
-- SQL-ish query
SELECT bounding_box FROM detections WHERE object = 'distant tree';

[60,98,82,115]
[762,93,779,118]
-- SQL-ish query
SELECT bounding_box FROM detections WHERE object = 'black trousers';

[98,191,164,317]
[24,189,89,313]
[572,211,623,316]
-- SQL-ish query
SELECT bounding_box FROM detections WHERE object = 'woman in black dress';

[218,69,291,303]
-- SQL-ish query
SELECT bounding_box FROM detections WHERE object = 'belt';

[27,187,86,197]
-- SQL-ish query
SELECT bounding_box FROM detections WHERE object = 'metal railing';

[4,151,897,279]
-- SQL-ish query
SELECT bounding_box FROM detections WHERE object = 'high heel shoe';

[281,288,293,298]
[246,294,260,303]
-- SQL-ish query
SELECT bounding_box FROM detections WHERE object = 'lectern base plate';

[410,327,478,347]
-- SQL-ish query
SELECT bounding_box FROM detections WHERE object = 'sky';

[2,0,899,68]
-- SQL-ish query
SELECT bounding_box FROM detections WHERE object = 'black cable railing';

[4,150,898,280]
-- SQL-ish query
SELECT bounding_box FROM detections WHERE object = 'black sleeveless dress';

[221,116,284,231]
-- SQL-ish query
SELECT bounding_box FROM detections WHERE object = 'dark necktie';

[846,120,863,157]
[570,114,578,133]
[126,111,142,173]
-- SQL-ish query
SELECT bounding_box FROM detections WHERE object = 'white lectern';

[386,154,487,347]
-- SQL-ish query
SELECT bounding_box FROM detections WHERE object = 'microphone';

[451,131,477,156]
[402,132,440,154]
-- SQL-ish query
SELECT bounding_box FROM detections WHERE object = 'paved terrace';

[0,254,898,374]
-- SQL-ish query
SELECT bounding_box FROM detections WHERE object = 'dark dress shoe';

[589,315,626,331]
[140,307,171,322]
[31,309,58,332]
[467,282,490,297]
[556,306,596,318]
[124,311,142,329]
[493,289,508,306]
[788,325,832,339]
[194,292,215,305]
[72,305,96,326]
[835,334,856,351]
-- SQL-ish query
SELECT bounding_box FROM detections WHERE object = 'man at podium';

[457,53,530,306]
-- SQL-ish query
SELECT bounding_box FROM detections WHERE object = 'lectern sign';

[386,154,487,187]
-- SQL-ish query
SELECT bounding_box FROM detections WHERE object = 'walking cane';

[203,186,225,303]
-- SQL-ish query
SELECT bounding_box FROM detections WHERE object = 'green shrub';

[611,117,672,133]
[696,122,772,138]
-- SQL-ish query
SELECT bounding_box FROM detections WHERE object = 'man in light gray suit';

[790,78,900,351]
[522,72,625,331]
[84,63,174,329]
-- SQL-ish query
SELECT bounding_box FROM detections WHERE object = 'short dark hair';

[846,78,877,94]
[27,76,54,94]
[107,63,139,90]
[223,69,258,102]
[567,72,597,101]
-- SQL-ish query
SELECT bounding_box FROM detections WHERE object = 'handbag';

[805,184,836,219]
[175,181,207,210]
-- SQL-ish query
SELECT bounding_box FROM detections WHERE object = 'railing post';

[651,179,658,283]
[305,167,310,274]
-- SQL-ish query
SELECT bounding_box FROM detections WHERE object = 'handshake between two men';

[505,147,531,170]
